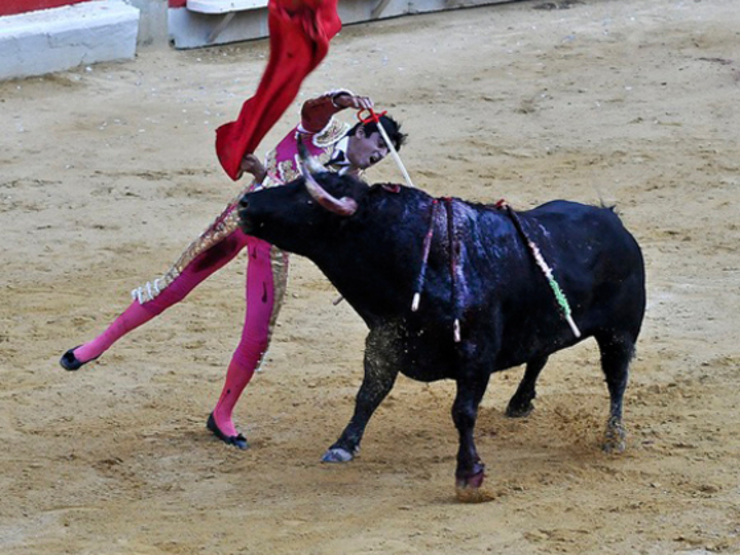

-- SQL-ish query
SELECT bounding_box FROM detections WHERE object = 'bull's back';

[481,201,646,369]
[528,201,645,313]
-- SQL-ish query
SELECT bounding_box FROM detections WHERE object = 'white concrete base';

[0,0,140,81]
[169,0,514,50]
[168,5,268,49]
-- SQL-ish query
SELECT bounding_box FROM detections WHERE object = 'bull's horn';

[303,170,358,216]
[297,134,325,175]
[298,137,358,217]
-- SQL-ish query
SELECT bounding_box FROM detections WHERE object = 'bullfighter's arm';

[300,90,374,133]
[239,91,374,187]
[240,154,267,184]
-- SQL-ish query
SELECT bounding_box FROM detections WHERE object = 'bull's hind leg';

[506,356,549,418]
[595,332,636,453]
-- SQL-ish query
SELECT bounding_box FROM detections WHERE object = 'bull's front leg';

[322,328,400,463]
[452,371,490,501]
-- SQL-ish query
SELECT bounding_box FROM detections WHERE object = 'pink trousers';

[73,221,288,438]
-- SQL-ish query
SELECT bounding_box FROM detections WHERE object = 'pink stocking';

[211,236,279,437]
[72,231,248,364]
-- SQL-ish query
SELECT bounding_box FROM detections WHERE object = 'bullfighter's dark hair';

[348,115,407,152]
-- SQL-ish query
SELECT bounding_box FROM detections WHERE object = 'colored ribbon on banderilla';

[411,197,464,343]
[411,197,583,342]
[497,200,582,338]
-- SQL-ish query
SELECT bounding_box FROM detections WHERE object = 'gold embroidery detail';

[261,149,279,189]
[266,245,289,341]
[313,119,350,148]
[133,187,249,304]
[278,159,300,184]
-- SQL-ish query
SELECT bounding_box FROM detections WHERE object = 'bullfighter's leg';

[451,371,490,493]
[322,327,400,463]
[60,230,247,370]
[209,237,289,447]
[505,355,549,418]
[595,332,636,453]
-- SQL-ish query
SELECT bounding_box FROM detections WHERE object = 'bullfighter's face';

[346,128,389,170]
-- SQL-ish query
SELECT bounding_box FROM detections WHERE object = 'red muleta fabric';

[215,0,341,181]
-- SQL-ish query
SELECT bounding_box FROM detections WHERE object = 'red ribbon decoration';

[356,108,388,125]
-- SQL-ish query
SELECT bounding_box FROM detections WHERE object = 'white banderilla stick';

[375,115,415,189]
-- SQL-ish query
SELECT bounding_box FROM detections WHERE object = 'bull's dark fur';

[239,172,646,495]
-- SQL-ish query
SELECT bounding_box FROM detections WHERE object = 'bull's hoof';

[505,399,534,418]
[321,447,354,463]
[207,413,249,450]
[455,470,493,503]
[455,468,486,490]
[602,417,626,454]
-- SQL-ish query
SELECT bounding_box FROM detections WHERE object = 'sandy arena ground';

[1,0,739,553]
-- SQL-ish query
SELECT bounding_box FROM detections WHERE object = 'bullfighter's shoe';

[207,413,249,450]
[59,346,98,371]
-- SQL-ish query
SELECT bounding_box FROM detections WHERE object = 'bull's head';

[238,147,366,256]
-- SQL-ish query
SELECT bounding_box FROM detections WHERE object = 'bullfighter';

[60,90,406,449]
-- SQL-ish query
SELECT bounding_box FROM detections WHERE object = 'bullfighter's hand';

[240,154,267,183]
[333,93,374,111]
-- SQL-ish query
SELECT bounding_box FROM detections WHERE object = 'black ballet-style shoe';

[207,413,249,450]
[59,346,98,371]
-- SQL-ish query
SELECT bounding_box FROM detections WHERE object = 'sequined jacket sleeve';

[299,89,353,133]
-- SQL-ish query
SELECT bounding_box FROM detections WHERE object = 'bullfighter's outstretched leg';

[60,232,246,370]
[321,326,400,463]
[451,370,490,495]
[595,331,636,453]
[505,355,549,418]
[59,224,287,448]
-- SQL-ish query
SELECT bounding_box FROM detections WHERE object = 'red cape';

[215,0,341,180]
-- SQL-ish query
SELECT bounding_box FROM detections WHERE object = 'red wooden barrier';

[0,0,93,17]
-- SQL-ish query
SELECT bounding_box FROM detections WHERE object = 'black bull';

[238,169,646,496]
